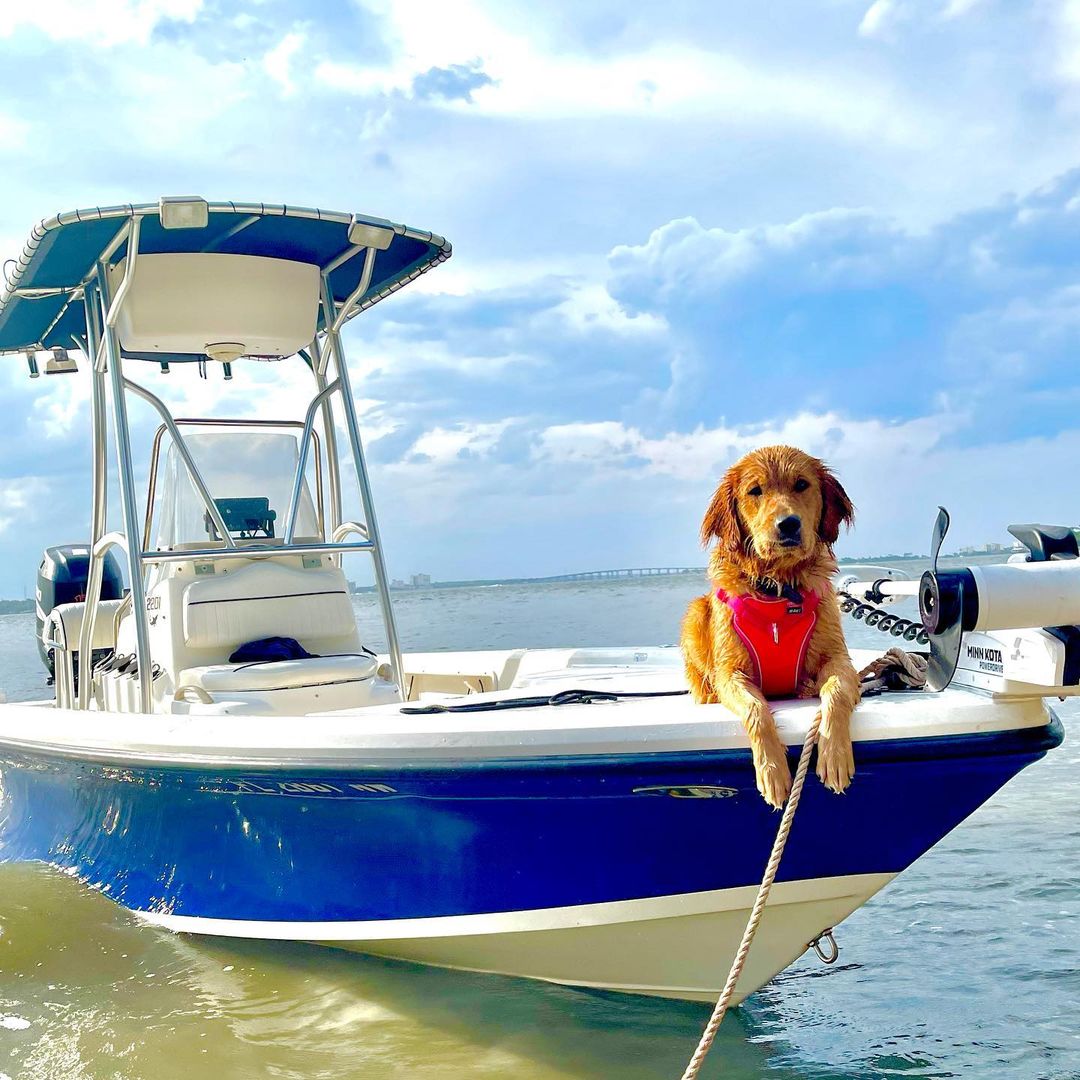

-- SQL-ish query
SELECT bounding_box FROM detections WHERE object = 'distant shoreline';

[0,552,1006,604]
[353,556,940,594]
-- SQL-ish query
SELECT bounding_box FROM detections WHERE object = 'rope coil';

[857,647,928,697]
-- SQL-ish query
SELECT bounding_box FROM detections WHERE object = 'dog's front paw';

[753,735,792,809]
[816,719,855,794]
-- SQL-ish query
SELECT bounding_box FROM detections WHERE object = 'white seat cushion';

[178,653,378,693]
[183,562,356,650]
[45,598,125,652]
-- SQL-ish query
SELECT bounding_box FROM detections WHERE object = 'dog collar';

[750,578,803,604]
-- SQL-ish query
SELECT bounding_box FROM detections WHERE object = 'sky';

[3,0,1080,594]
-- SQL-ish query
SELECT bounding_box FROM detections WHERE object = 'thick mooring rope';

[679,712,822,1080]
[856,647,928,697]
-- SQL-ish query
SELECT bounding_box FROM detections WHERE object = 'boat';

[0,197,1070,1005]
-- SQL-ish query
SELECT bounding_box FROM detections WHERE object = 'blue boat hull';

[0,721,1062,923]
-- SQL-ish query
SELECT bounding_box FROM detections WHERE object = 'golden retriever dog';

[681,445,859,808]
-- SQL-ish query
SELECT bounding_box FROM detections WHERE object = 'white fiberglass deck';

[0,647,1051,768]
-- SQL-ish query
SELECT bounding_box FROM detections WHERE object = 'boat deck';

[0,647,1053,768]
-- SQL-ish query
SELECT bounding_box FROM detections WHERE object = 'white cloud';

[525,407,1080,559]
[317,0,926,145]
[407,255,609,298]
[315,59,397,97]
[532,410,951,484]
[858,0,902,39]
[366,398,1080,575]
[31,362,92,440]
[117,51,251,152]
[263,31,305,98]
[857,0,979,37]
[407,420,514,463]
[0,114,30,151]
[0,0,203,47]
[607,208,912,308]
[550,283,667,336]
[0,478,46,535]
[1054,0,1080,85]
[941,0,983,17]
[347,333,538,380]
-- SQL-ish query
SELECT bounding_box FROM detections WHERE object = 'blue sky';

[3,0,1080,594]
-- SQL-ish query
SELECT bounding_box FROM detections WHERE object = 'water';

[0,573,1078,1079]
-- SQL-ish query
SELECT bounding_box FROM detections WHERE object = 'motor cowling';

[36,545,123,682]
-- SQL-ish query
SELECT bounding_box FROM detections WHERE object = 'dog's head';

[701,445,854,571]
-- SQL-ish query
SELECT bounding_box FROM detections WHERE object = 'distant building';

[410,573,431,588]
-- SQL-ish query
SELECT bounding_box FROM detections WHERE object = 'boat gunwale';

[0,713,1061,774]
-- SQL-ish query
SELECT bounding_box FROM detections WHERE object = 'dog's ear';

[700,468,743,552]
[817,463,854,544]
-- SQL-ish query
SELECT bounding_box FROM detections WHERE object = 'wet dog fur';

[681,445,859,808]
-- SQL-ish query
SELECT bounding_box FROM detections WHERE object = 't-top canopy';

[0,198,451,359]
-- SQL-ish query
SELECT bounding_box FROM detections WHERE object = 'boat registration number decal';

[632,785,737,799]
[202,779,399,798]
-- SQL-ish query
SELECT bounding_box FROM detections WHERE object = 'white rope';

[857,647,927,696]
[679,712,822,1080]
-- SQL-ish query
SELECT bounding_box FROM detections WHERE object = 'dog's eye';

[793,478,810,493]
[747,485,762,497]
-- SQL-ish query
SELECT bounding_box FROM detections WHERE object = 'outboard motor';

[36,545,124,683]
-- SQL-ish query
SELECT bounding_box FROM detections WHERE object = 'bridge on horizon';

[527,567,705,583]
[356,566,708,593]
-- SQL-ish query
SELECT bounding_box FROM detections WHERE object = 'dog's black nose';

[777,515,802,539]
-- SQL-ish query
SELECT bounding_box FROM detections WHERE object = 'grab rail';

[42,611,75,710]
[141,539,374,564]
[332,521,369,542]
[77,532,129,710]
[283,379,340,544]
[105,215,141,328]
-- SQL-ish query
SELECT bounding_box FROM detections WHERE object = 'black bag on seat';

[229,637,318,664]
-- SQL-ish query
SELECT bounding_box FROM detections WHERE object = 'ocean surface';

[0,571,1077,1079]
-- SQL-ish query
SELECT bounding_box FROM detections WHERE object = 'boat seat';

[177,653,378,694]
[182,562,356,651]
[43,599,125,653]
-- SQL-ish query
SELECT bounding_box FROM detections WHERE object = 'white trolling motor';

[918,508,1080,696]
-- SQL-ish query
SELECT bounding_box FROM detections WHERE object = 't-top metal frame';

[71,208,407,712]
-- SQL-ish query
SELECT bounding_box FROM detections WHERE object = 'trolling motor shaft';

[923,560,1080,635]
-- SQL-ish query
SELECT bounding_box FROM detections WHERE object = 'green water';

[0,575,1077,1079]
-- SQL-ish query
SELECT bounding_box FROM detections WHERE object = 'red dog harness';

[716,588,820,698]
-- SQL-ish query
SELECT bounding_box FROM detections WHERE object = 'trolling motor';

[919,508,1080,694]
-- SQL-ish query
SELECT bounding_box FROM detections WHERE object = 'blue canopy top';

[0,199,451,358]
